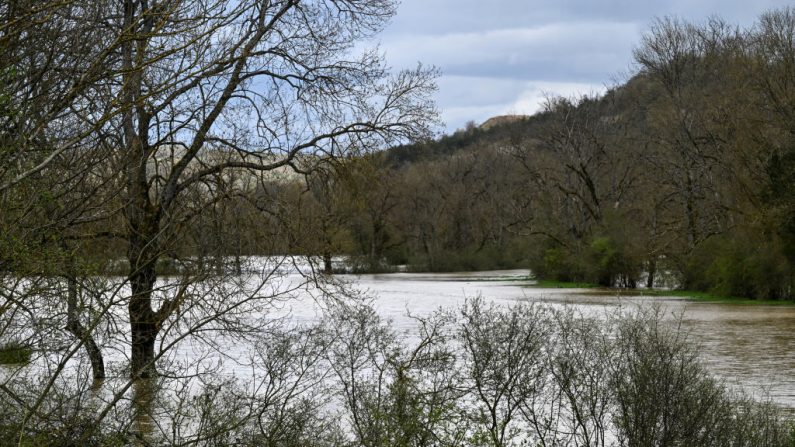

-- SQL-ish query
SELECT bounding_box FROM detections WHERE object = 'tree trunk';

[422,234,433,271]
[65,275,105,380]
[370,219,385,270]
[121,0,159,379]
[684,174,699,250]
[646,258,656,289]
[125,210,161,379]
[128,260,158,379]
[125,196,161,378]
[323,252,333,274]
[126,204,161,378]
[130,320,157,379]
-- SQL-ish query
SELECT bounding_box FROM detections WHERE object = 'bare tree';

[46,0,440,378]
[0,0,128,192]
[458,298,548,447]
[327,302,463,447]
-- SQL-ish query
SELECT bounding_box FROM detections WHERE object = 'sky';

[375,0,793,133]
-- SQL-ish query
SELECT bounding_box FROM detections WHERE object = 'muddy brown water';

[5,267,794,414]
[343,270,795,410]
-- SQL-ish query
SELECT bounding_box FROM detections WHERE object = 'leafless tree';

[458,298,548,447]
[104,0,437,378]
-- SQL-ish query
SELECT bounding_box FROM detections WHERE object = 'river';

[4,265,794,412]
[334,269,795,409]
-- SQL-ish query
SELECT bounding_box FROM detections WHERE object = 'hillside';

[330,40,795,299]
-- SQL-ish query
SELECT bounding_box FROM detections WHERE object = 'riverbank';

[638,289,795,306]
[527,279,795,305]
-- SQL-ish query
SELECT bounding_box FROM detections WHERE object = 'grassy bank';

[637,289,795,306]
[527,278,795,305]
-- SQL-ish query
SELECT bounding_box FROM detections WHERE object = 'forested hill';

[288,13,795,301]
[380,73,654,169]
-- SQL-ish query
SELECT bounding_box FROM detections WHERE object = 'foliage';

[0,342,31,365]
[683,230,793,300]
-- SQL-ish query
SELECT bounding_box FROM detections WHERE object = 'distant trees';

[174,6,795,300]
[393,148,522,271]
[625,12,795,296]
[511,94,644,286]
[268,6,795,298]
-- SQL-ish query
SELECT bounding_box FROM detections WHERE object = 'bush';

[0,342,31,365]
[587,236,642,287]
[530,236,643,287]
[453,301,795,446]
[529,246,583,282]
[611,306,794,446]
[683,230,793,300]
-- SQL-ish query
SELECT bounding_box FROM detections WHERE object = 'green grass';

[448,275,533,282]
[527,277,795,305]
[637,289,795,305]
[0,342,32,365]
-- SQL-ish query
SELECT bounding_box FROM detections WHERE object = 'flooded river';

[5,266,794,414]
[337,269,795,409]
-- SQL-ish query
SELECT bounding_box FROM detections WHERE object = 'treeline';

[12,9,795,301]
[227,9,795,300]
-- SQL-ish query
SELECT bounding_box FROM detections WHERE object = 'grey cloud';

[437,76,603,130]
[385,0,791,36]
[436,76,530,108]
[383,22,639,81]
[380,0,795,132]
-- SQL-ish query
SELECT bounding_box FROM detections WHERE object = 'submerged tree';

[1,6,438,433]
[0,17,432,443]
[36,0,439,378]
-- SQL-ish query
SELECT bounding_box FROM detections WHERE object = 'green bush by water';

[0,342,31,365]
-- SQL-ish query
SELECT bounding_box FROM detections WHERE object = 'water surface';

[340,269,795,409]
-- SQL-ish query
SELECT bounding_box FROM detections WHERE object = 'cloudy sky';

[375,0,792,133]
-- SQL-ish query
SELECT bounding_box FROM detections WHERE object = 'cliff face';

[479,115,529,130]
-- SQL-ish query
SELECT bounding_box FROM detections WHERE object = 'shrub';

[683,230,793,300]
[530,246,584,282]
[611,306,795,446]
[0,342,31,365]
[587,236,642,287]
